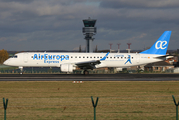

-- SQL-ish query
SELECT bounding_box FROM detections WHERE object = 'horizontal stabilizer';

[154,55,173,60]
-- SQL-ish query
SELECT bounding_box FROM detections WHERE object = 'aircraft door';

[24,53,28,63]
[136,54,140,63]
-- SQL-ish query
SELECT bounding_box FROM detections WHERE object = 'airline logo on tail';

[140,31,171,55]
[155,41,167,49]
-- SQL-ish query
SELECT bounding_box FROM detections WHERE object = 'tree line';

[0,49,9,64]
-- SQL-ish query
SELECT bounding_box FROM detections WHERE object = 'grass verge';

[0,81,179,120]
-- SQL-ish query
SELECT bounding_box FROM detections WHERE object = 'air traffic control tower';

[82,17,97,53]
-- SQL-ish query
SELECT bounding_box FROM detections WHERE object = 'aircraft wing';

[75,60,101,69]
[75,52,109,70]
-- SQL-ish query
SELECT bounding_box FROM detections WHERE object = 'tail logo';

[155,41,167,50]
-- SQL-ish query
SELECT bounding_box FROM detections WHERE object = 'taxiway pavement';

[0,73,179,81]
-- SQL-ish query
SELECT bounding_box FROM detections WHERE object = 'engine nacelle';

[116,68,123,71]
[60,64,75,72]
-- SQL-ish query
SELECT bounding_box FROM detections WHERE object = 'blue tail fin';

[140,31,172,55]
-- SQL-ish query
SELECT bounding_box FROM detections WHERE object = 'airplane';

[3,31,172,74]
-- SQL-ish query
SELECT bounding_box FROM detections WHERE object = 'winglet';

[100,52,109,61]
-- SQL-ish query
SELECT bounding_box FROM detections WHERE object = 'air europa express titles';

[33,54,69,62]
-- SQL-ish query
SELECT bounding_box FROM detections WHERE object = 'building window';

[155,67,158,70]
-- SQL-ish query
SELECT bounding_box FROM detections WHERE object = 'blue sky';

[0,0,179,51]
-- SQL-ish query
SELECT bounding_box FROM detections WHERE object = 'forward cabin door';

[136,54,140,63]
[24,53,28,63]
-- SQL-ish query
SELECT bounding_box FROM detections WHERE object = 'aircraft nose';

[3,60,9,65]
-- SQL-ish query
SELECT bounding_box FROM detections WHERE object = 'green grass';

[0,81,179,119]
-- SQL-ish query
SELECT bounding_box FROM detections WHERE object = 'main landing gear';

[83,70,89,75]
[19,66,23,74]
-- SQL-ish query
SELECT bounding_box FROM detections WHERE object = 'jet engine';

[60,64,75,72]
[116,68,123,71]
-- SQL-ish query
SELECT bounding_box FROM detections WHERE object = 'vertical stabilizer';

[140,31,171,55]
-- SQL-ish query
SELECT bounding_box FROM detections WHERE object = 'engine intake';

[60,64,75,72]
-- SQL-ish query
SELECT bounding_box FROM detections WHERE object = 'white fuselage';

[4,52,163,68]
[3,31,171,73]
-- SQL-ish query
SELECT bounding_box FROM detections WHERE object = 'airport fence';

[0,95,177,120]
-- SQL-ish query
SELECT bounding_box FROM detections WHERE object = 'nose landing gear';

[19,66,23,74]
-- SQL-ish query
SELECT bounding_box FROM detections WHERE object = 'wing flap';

[75,60,101,69]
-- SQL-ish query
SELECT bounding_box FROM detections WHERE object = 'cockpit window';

[11,55,17,58]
